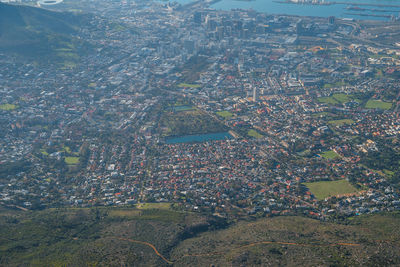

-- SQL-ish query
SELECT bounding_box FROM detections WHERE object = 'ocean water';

[164,0,400,20]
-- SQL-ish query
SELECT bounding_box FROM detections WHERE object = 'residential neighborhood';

[1,0,400,221]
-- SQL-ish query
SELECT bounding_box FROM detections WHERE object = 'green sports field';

[65,156,79,165]
[177,83,201,88]
[0,104,17,110]
[320,150,340,159]
[303,180,359,200]
[248,129,263,138]
[216,110,233,119]
[365,100,392,110]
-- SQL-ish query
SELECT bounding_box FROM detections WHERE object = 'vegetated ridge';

[1,206,400,266]
[0,2,87,61]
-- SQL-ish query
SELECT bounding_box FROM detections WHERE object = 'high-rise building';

[194,12,202,24]
[217,26,224,40]
[253,87,259,102]
[207,19,217,31]
[184,39,195,54]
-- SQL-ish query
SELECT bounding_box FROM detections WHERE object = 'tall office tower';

[194,12,202,24]
[253,87,259,102]
[184,39,195,54]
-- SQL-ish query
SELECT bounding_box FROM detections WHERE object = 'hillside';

[0,2,87,63]
[0,206,399,266]
[171,214,400,266]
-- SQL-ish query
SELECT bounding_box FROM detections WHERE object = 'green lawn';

[55,48,74,52]
[328,119,354,126]
[65,156,79,165]
[0,104,17,111]
[248,129,263,139]
[109,209,142,219]
[383,169,395,178]
[320,150,340,159]
[136,203,172,210]
[110,22,126,32]
[40,149,49,156]
[303,180,359,200]
[216,111,233,119]
[332,93,351,103]
[365,100,392,110]
[160,109,227,137]
[298,149,311,157]
[178,83,201,88]
[318,94,352,105]
[323,81,347,89]
[63,145,71,154]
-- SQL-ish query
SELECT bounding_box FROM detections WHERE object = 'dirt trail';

[117,237,361,265]
[116,237,174,264]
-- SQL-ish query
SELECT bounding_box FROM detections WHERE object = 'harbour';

[163,0,400,20]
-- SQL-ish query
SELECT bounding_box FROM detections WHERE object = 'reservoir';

[173,105,194,112]
[165,132,233,144]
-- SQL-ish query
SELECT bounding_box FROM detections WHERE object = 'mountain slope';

[0,207,399,266]
[0,2,87,63]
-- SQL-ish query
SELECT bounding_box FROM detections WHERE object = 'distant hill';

[0,2,88,64]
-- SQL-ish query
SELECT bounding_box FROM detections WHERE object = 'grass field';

[318,94,352,105]
[323,81,347,89]
[297,149,311,157]
[383,169,395,178]
[332,93,351,103]
[109,209,142,219]
[63,145,71,154]
[109,204,183,222]
[137,209,184,222]
[178,83,201,88]
[320,150,340,159]
[328,119,354,126]
[248,129,263,139]
[110,22,126,32]
[160,109,227,137]
[303,180,359,200]
[0,104,17,110]
[216,110,233,119]
[65,156,79,165]
[136,203,172,210]
[365,100,392,110]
